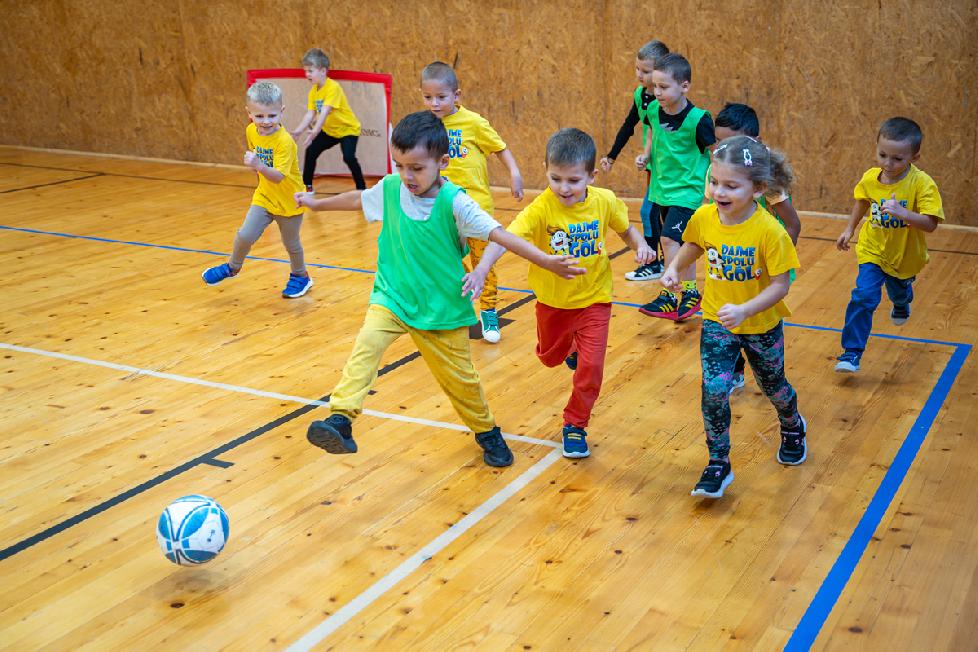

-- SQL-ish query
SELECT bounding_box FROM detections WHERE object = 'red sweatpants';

[535,301,612,428]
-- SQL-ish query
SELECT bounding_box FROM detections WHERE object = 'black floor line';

[1,173,105,194]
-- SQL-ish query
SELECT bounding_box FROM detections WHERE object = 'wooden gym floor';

[0,146,976,651]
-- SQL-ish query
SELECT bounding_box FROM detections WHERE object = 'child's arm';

[772,199,802,244]
[300,106,333,147]
[460,231,586,300]
[837,199,871,251]
[881,193,939,233]
[716,273,790,330]
[244,151,285,183]
[291,109,317,139]
[635,137,653,170]
[661,242,705,292]
[494,148,524,200]
[295,189,362,212]
[601,103,641,172]
[616,225,656,266]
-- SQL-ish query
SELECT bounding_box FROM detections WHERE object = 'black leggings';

[303,132,366,189]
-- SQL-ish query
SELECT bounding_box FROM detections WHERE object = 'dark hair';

[712,135,794,196]
[653,52,692,84]
[545,128,596,171]
[636,39,669,63]
[878,116,923,153]
[391,111,449,158]
[420,61,459,91]
[715,103,760,138]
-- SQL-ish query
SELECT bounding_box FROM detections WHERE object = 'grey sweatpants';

[230,205,306,274]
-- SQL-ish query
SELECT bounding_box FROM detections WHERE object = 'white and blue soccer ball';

[157,495,230,565]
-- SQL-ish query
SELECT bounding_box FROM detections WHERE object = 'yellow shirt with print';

[246,123,305,217]
[683,203,800,335]
[307,78,361,138]
[441,106,507,213]
[854,165,944,279]
[507,186,629,309]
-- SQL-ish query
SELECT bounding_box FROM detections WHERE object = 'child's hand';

[635,242,656,265]
[244,151,260,168]
[881,193,908,220]
[660,267,682,293]
[543,255,586,280]
[836,227,854,251]
[510,172,524,201]
[295,191,315,208]
[717,303,748,330]
[302,133,315,148]
[599,157,615,172]
[634,154,649,170]
[461,268,487,301]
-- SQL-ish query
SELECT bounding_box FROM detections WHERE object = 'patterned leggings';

[700,319,801,460]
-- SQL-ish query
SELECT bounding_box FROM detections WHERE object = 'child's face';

[651,70,689,111]
[420,79,460,118]
[304,66,328,85]
[708,161,761,221]
[875,137,918,182]
[546,162,596,207]
[392,144,450,198]
[634,57,656,89]
[247,101,284,136]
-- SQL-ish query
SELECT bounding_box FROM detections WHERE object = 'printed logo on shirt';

[255,145,274,168]
[705,242,762,282]
[315,99,324,112]
[869,199,908,229]
[548,220,604,258]
[447,129,469,159]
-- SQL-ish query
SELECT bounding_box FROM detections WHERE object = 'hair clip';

[715,143,729,153]
[743,149,753,166]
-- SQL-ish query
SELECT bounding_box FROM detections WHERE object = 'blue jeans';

[841,263,914,354]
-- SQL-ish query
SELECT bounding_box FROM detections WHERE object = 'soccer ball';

[157,495,230,565]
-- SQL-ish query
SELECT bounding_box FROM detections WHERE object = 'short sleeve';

[452,192,502,239]
[682,206,709,248]
[763,225,800,277]
[696,113,716,153]
[609,196,630,233]
[273,137,298,175]
[854,171,873,201]
[507,201,543,241]
[359,180,385,223]
[320,81,340,108]
[915,177,945,221]
[476,117,507,155]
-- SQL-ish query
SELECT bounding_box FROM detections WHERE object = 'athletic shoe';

[475,426,514,467]
[639,290,679,320]
[202,263,235,285]
[891,304,911,326]
[729,372,746,397]
[625,262,663,281]
[283,273,313,298]
[835,351,861,373]
[480,309,501,344]
[690,460,734,498]
[777,414,808,465]
[676,289,702,321]
[565,351,578,371]
[562,425,590,458]
[307,414,357,454]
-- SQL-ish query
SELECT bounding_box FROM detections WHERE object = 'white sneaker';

[625,263,663,281]
[480,309,500,344]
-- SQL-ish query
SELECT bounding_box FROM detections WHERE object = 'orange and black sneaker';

[676,289,702,321]
[639,290,679,320]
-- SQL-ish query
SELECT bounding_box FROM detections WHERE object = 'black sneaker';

[890,304,910,326]
[624,263,663,281]
[307,414,357,454]
[475,426,514,467]
[638,289,679,320]
[690,460,734,498]
[676,289,702,321]
[565,351,578,371]
[777,414,808,465]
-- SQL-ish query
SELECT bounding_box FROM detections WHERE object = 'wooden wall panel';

[1,0,975,223]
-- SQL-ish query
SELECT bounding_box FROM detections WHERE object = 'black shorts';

[652,203,696,244]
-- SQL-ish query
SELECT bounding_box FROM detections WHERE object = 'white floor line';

[286,447,564,651]
[0,342,560,449]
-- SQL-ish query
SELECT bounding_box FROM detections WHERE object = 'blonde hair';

[712,135,794,196]
[246,81,282,106]
[301,48,330,69]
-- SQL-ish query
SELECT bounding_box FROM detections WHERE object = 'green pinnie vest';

[633,86,657,172]
[648,103,711,209]
[370,174,476,330]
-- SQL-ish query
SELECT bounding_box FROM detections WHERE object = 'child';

[712,103,802,393]
[637,52,716,322]
[599,39,670,282]
[201,81,312,298]
[835,117,943,372]
[295,111,584,467]
[661,136,805,498]
[291,48,366,192]
[419,61,525,344]
[466,128,654,458]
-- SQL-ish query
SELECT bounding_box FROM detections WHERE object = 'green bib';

[370,175,476,330]
[648,104,711,209]
[633,87,657,172]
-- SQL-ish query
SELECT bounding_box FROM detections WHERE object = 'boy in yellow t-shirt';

[420,61,525,344]
[202,81,312,298]
[835,117,944,373]
[291,48,365,192]
[662,136,804,499]
[466,128,654,458]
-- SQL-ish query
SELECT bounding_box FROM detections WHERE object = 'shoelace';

[483,311,499,330]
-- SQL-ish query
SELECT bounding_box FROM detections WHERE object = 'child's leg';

[338,136,366,190]
[534,302,577,368]
[328,304,406,420]
[662,206,697,281]
[302,132,340,188]
[407,323,496,434]
[466,238,497,312]
[700,320,744,461]
[883,273,914,308]
[741,322,802,430]
[230,205,274,270]
[563,303,611,428]
[272,214,307,275]
[840,263,887,354]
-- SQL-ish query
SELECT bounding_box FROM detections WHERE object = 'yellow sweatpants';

[464,237,497,312]
[329,304,496,433]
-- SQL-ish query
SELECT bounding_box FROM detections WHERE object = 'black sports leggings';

[303,132,366,189]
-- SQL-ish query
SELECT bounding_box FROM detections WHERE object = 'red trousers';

[535,302,612,428]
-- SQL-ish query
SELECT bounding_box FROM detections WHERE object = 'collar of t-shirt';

[658,100,695,131]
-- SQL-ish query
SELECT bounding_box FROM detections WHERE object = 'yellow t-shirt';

[683,203,800,334]
[441,106,507,213]
[246,123,305,217]
[307,78,361,138]
[854,165,944,279]
[507,187,629,309]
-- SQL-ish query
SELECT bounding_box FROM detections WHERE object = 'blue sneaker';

[835,351,861,373]
[565,352,578,371]
[283,273,313,298]
[562,425,590,458]
[202,263,236,285]
[480,309,500,344]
